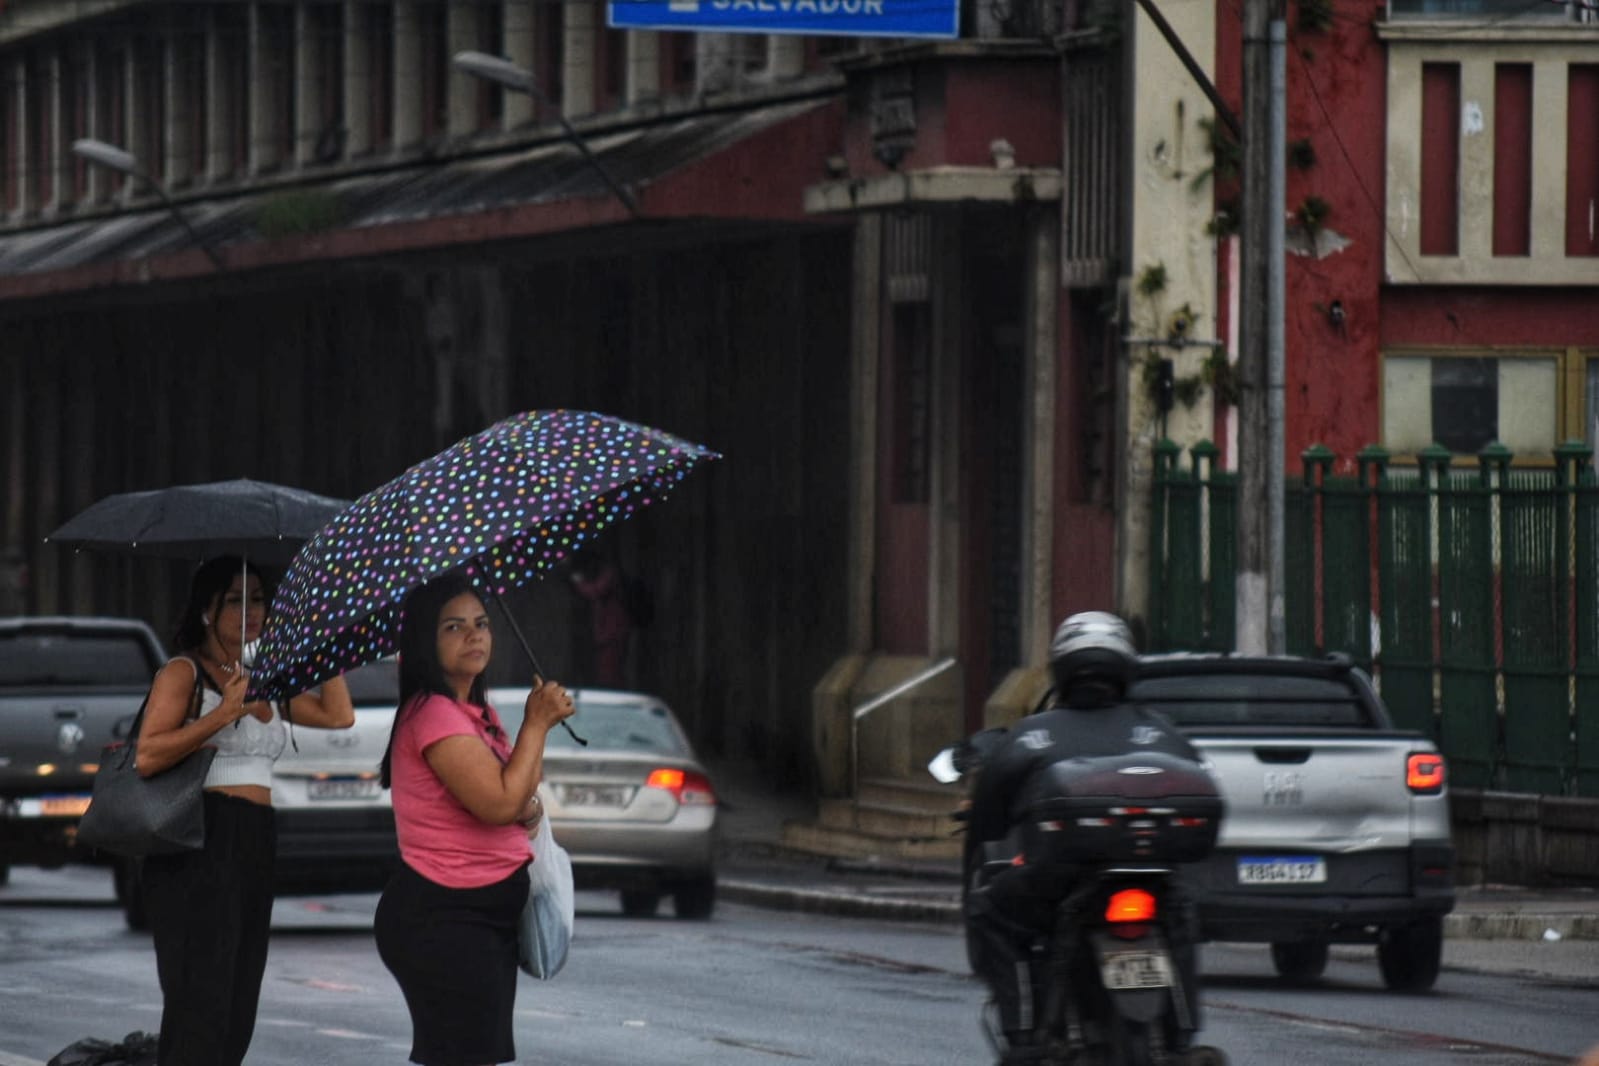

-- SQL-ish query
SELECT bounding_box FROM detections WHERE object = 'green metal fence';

[1148,439,1599,797]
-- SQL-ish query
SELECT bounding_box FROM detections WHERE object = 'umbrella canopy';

[248,410,719,701]
[47,478,350,567]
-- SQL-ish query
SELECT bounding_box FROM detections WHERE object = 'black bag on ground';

[76,668,213,858]
[47,1030,157,1066]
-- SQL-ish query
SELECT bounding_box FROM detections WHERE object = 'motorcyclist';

[964,611,1206,1061]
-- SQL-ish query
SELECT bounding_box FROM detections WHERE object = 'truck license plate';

[1100,950,1173,990]
[307,778,380,801]
[1237,856,1327,884]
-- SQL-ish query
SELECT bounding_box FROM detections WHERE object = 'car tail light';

[1105,888,1158,924]
[1407,753,1445,794]
[645,767,716,806]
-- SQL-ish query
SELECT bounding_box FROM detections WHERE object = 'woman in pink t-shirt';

[374,571,574,1066]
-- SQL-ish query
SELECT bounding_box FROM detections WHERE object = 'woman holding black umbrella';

[374,570,574,1066]
[136,555,355,1066]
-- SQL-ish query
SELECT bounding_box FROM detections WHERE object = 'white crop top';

[181,659,288,790]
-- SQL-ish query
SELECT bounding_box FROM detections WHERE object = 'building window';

[600,26,626,110]
[477,2,505,129]
[216,7,249,178]
[1390,0,1586,18]
[174,16,207,187]
[663,29,694,95]
[1569,65,1599,258]
[61,47,86,205]
[1,70,16,214]
[1586,360,1599,449]
[419,1,448,140]
[1419,62,1459,257]
[92,41,127,199]
[308,2,346,164]
[366,2,394,151]
[259,4,296,169]
[28,53,54,210]
[1383,351,1564,459]
[536,2,565,116]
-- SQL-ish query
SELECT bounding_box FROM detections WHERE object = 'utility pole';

[1235,0,1287,654]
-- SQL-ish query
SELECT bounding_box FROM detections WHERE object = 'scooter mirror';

[927,747,961,784]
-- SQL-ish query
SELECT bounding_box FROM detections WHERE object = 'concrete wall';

[1452,789,1599,887]
[1119,0,1219,625]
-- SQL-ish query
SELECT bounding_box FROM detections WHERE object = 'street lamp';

[451,51,641,219]
[71,138,226,271]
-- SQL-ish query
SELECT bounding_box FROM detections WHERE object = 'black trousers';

[143,791,277,1066]
[375,862,529,1066]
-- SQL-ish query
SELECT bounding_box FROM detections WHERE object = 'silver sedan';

[489,686,718,919]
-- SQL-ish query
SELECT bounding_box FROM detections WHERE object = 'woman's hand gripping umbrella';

[247,410,720,742]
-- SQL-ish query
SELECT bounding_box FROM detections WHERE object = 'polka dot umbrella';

[247,410,719,706]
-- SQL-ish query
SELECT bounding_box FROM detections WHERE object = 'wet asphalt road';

[1,866,1594,1065]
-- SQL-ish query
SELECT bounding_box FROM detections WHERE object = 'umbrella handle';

[487,586,588,747]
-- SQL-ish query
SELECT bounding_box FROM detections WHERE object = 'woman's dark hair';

[380,570,489,788]
[172,555,274,652]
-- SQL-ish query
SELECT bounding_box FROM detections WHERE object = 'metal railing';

[850,656,957,799]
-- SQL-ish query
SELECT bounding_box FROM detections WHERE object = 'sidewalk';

[707,760,1599,960]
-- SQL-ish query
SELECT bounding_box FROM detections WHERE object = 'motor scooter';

[932,738,1228,1066]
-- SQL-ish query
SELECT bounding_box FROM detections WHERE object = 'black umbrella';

[47,478,349,568]
[248,410,719,704]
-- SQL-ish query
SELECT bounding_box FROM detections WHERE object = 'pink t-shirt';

[390,692,531,888]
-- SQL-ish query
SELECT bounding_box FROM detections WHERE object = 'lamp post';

[450,51,641,219]
[71,138,226,271]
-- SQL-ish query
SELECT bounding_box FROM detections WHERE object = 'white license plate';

[560,784,630,807]
[307,778,381,801]
[1100,950,1173,990]
[1237,856,1327,884]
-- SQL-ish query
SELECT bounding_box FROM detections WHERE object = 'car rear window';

[548,701,687,755]
[0,631,161,687]
[1130,673,1373,727]
[343,658,400,705]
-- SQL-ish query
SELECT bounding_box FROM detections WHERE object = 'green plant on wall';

[1191,116,1240,192]
[1203,348,1238,407]
[1132,277,1222,411]
[1288,138,1317,171]
[1296,194,1331,235]
[1297,0,1333,34]
[1136,262,1168,298]
[254,188,348,239]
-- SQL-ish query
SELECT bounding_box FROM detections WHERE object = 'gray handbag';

[77,670,215,858]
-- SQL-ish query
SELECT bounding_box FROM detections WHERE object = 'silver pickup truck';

[0,615,167,883]
[1131,653,1456,992]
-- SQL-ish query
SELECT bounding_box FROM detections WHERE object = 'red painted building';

[1212,0,1599,474]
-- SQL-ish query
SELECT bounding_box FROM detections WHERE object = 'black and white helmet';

[1048,611,1137,701]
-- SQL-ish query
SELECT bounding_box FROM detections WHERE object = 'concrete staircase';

[780,776,967,862]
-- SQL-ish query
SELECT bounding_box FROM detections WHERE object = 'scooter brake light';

[1105,888,1158,923]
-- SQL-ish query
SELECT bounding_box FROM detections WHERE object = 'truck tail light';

[1406,753,1445,794]
[645,767,717,806]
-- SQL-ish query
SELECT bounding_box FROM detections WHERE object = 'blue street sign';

[607,0,960,39]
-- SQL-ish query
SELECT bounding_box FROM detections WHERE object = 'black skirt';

[375,862,530,1066]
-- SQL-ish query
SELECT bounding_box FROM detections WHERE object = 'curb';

[1443,911,1599,941]
[719,879,961,923]
[721,880,1598,941]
